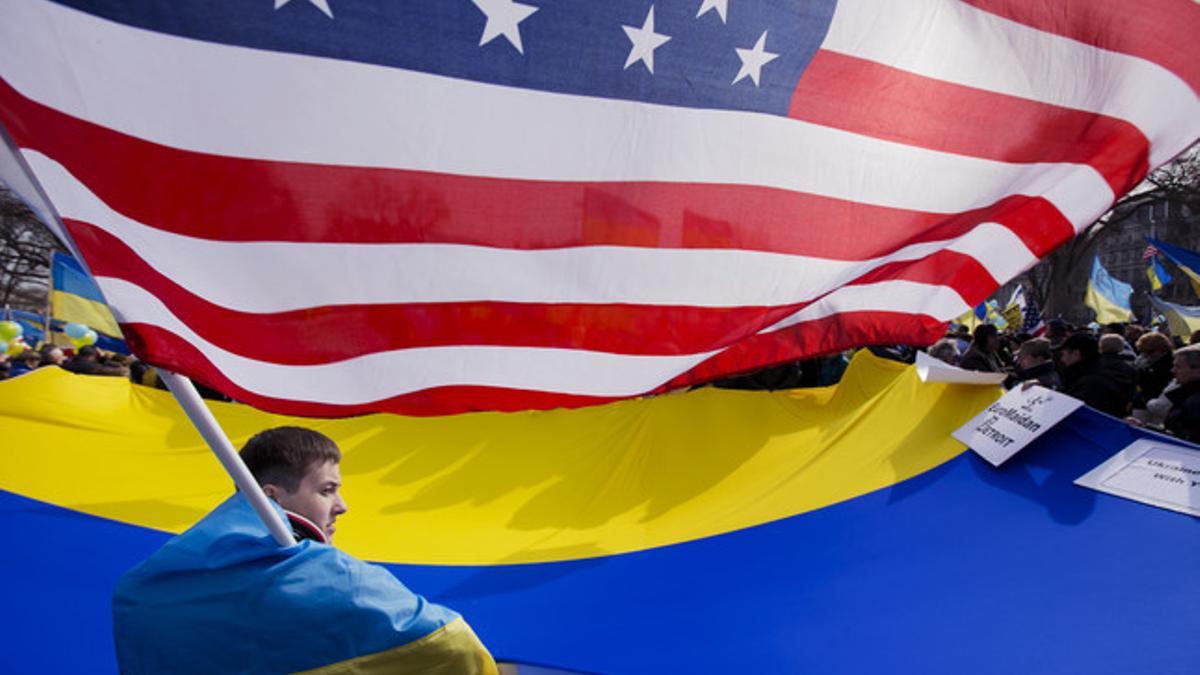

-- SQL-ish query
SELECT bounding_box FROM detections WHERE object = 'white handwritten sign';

[1075,439,1200,517]
[952,385,1083,466]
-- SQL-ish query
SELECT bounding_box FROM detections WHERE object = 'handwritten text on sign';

[952,385,1083,466]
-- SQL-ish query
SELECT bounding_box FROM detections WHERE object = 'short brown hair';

[239,427,341,492]
[1018,337,1051,361]
[1136,332,1172,356]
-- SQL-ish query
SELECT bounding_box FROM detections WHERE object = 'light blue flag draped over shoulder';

[113,493,495,674]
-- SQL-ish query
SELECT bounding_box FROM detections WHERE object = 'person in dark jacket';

[1098,334,1137,405]
[1133,332,1175,407]
[959,324,1003,372]
[1004,337,1060,390]
[1056,333,1134,417]
[1164,345,1200,443]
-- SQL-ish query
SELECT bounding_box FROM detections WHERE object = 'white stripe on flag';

[823,0,1200,165]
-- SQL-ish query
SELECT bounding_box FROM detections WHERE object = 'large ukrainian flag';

[1,353,1196,673]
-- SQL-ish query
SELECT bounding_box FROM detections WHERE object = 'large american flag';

[1,0,1197,415]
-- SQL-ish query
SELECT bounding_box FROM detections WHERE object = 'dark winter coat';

[1004,360,1061,391]
[958,344,1002,373]
[1164,380,1200,443]
[1060,357,1134,418]
[1134,352,1174,406]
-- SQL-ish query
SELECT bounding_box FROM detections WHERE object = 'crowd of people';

[0,344,129,379]
[928,320,1200,443]
[0,343,231,400]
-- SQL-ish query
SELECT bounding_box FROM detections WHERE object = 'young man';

[239,426,348,543]
[114,426,497,674]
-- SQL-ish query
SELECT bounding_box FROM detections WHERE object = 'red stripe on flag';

[963,0,1200,96]
[121,323,621,417]
[662,313,947,391]
[120,312,948,417]
[789,49,1150,195]
[68,218,993,362]
[0,75,1073,260]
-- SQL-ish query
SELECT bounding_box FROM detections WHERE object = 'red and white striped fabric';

[1,0,1197,415]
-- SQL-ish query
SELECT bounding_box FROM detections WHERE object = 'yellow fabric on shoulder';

[296,617,497,675]
[0,353,1000,564]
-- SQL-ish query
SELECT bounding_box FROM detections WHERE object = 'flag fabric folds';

[1085,257,1134,324]
[113,493,497,674]
[1148,295,1200,337]
[1147,237,1200,297]
[2,1,1199,415]
[50,251,121,338]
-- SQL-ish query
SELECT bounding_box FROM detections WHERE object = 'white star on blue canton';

[274,0,332,19]
[623,6,672,74]
[472,0,539,54]
[696,0,728,23]
[733,30,779,87]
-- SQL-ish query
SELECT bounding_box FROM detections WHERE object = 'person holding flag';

[1144,243,1173,292]
[1147,238,1200,297]
[113,427,498,675]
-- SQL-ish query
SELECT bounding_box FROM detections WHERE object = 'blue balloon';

[65,322,89,339]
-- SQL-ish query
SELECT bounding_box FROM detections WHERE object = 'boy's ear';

[262,484,279,500]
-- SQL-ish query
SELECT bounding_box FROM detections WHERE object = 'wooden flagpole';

[157,369,295,546]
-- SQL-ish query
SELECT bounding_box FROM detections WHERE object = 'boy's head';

[239,427,347,541]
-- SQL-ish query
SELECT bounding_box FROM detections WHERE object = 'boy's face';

[265,460,347,541]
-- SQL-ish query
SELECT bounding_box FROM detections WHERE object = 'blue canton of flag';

[52,0,837,116]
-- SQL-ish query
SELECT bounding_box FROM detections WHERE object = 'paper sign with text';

[915,351,1008,385]
[952,385,1083,466]
[1075,439,1200,517]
